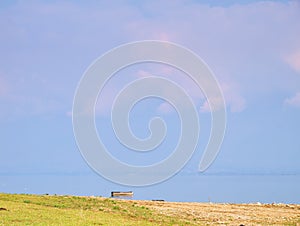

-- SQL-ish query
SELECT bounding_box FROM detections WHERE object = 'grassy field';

[0,193,299,225]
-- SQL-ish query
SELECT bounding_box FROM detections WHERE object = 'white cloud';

[199,96,224,113]
[157,102,174,114]
[126,0,300,102]
[221,82,246,113]
[136,68,245,114]
[136,70,154,78]
[284,92,300,108]
[285,50,300,73]
[1,0,299,118]
[95,86,119,116]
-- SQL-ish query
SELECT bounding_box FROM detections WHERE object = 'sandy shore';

[125,199,300,225]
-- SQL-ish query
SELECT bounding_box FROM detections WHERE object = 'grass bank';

[0,193,299,225]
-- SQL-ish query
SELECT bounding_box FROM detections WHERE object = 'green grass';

[1,193,299,225]
[0,193,190,225]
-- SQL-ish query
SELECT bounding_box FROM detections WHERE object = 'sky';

[0,0,300,203]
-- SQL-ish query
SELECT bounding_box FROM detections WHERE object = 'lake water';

[1,173,299,204]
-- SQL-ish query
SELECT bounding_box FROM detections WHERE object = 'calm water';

[1,173,299,204]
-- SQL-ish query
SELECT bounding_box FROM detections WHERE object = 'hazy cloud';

[157,102,174,114]
[284,92,300,108]
[1,0,299,118]
[285,50,300,73]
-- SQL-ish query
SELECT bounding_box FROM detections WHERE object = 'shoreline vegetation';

[0,193,299,225]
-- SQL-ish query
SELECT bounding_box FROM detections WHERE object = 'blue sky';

[0,0,300,202]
